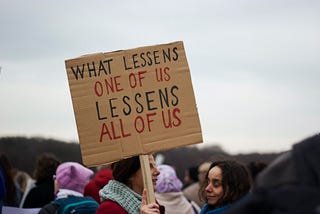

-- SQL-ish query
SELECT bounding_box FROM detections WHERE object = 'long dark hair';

[111,156,140,188]
[33,153,60,183]
[199,160,252,208]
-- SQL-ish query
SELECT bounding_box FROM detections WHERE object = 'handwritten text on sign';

[66,41,202,166]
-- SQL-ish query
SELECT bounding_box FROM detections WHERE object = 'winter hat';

[156,164,183,193]
[198,162,212,174]
[56,162,93,194]
[84,168,113,203]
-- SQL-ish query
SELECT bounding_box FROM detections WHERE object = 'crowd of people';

[1,133,320,213]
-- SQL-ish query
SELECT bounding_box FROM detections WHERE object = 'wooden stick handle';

[139,154,156,203]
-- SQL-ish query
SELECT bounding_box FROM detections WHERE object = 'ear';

[127,169,140,188]
[127,175,134,188]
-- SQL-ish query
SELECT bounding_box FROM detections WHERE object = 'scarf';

[156,192,199,214]
[56,189,83,199]
[99,180,142,214]
[200,204,229,214]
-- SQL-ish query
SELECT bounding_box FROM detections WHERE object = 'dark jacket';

[22,180,54,208]
[224,133,320,214]
[0,168,5,200]
[84,168,113,203]
[200,204,228,214]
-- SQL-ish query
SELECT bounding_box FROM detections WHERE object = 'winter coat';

[22,179,54,208]
[96,180,165,214]
[200,204,228,214]
[84,168,113,203]
[224,134,320,214]
[156,192,200,214]
[96,199,128,214]
[183,182,203,207]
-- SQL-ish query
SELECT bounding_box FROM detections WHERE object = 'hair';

[111,156,140,188]
[0,153,18,206]
[188,166,199,182]
[33,153,60,183]
[199,160,252,208]
[247,161,267,181]
[14,170,31,193]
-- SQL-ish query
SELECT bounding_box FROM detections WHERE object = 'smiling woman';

[96,154,165,214]
[199,160,251,214]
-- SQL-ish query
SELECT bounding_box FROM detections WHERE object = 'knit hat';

[56,162,93,194]
[156,164,183,193]
[198,162,212,173]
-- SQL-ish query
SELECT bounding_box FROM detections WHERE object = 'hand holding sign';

[66,41,202,214]
[140,188,160,214]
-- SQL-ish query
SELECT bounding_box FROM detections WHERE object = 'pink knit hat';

[56,162,93,194]
[156,164,183,193]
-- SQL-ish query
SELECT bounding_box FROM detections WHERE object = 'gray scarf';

[99,180,142,214]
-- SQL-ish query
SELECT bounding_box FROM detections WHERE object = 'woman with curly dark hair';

[199,160,251,214]
[22,153,60,208]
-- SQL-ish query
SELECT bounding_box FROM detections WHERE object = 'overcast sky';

[1,0,319,154]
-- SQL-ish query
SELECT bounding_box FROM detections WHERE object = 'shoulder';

[55,196,98,206]
[200,205,229,214]
[184,182,200,194]
[39,202,59,214]
[55,196,98,214]
[183,183,200,200]
[27,181,53,195]
[96,200,127,214]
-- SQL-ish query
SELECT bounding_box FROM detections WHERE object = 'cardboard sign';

[65,41,202,166]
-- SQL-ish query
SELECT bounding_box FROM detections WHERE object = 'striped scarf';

[99,180,142,214]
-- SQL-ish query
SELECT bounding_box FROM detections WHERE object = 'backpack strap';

[187,199,200,214]
[60,200,98,214]
[54,196,98,214]
[39,202,60,214]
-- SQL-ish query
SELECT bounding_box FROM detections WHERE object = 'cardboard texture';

[65,41,202,167]
[140,155,156,203]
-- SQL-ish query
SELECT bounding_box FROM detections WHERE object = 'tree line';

[0,136,280,179]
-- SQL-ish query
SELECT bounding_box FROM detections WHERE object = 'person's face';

[205,166,224,206]
[130,155,160,195]
[149,155,160,190]
[184,170,192,184]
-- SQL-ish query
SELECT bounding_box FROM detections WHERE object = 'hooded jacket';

[84,168,113,204]
[224,133,320,214]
